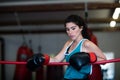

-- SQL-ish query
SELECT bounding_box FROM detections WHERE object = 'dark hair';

[64,15,90,40]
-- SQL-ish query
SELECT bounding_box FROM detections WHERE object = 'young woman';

[27,15,106,80]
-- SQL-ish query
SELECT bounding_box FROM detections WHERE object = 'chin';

[71,38,76,41]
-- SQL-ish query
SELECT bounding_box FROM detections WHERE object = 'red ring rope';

[0,58,120,65]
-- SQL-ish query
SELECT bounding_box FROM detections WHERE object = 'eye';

[71,26,76,30]
[71,27,76,30]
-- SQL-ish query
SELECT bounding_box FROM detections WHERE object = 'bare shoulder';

[64,39,72,47]
[83,39,96,48]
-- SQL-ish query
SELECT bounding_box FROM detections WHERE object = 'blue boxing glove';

[69,52,97,71]
[26,53,50,71]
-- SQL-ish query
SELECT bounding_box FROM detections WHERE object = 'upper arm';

[50,40,71,62]
[83,40,106,61]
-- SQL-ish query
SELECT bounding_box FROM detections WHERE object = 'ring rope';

[0,58,120,65]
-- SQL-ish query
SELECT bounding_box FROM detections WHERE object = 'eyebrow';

[71,26,76,28]
[67,25,76,28]
[65,25,77,30]
[70,26,77,29]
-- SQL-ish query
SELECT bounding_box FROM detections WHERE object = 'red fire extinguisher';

[14,44,33,80]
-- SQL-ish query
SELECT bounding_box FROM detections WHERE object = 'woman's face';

[65,22,82,40]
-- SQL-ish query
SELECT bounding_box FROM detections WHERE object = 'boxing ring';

[0,58,120,80]
[0,58,120,65]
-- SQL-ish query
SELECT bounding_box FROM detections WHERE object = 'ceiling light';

[110,21,116,27]
[112,8,120,19]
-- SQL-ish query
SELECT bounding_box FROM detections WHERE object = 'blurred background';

[0,0,120,80]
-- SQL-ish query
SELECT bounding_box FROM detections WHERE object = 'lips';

[69,35,74,38]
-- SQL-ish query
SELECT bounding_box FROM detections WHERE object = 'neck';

[73,35,83,43]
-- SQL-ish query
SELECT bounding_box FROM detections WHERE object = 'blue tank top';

[64,39,92,79]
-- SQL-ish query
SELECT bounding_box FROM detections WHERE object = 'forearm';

[50,57,61,62]
[97,55,107,61]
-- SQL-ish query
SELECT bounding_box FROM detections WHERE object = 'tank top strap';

[79,39,87,52]
[65,39,87,62]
